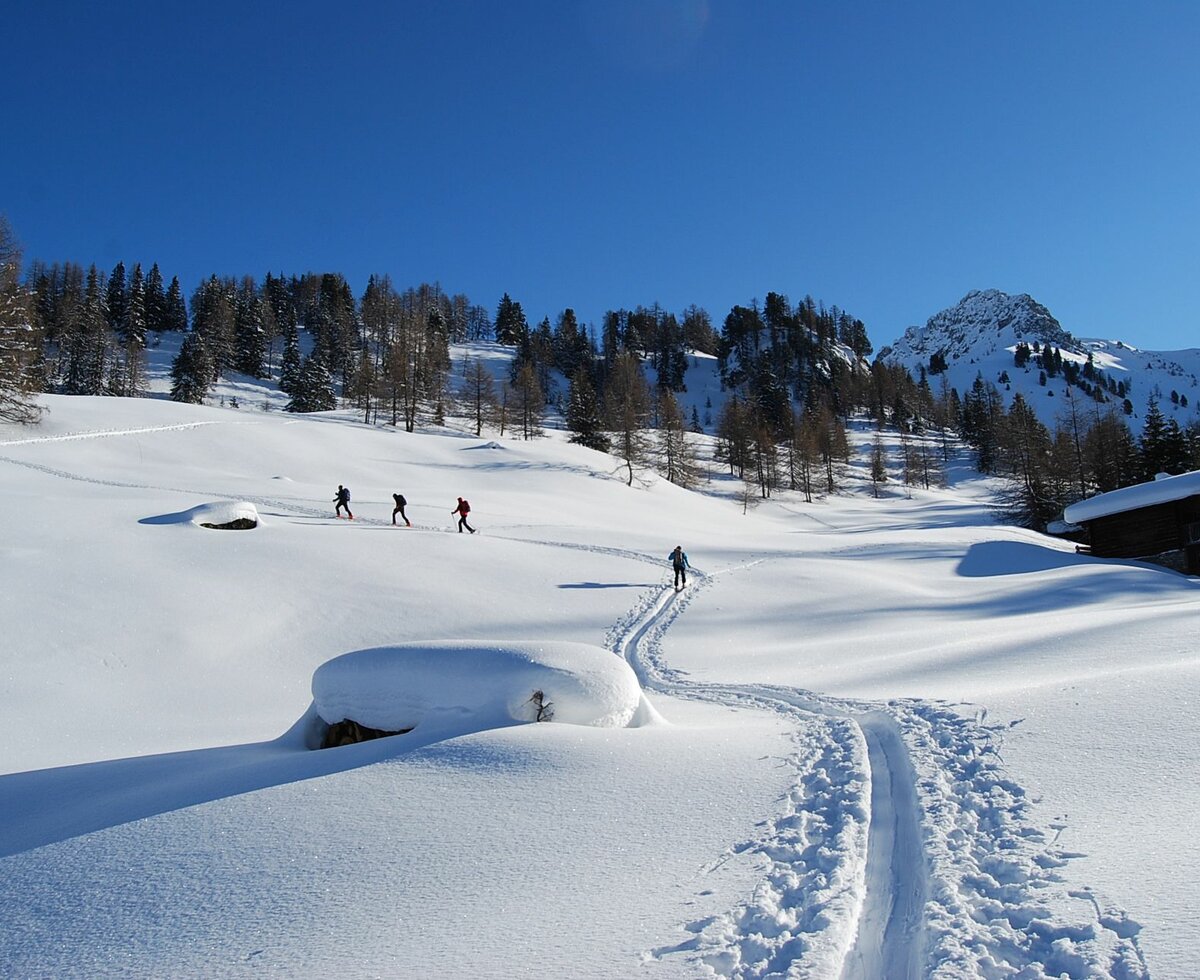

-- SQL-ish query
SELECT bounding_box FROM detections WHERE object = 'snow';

[1063,468,1200,523]
[0,358,1196,978]
[311,640,651,733]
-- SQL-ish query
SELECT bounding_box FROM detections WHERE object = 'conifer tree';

[105,261,127,335]
[119,263,147,395]
[279,321,302,395]
[233,277,267,377]
[144,263,166,333]
[164,276,188,332]
[565,367,609,452]
[997,393,1057,528]
[287,355,336,413]
[494,293,527,346]
[553,308,592,378]
[1081,410,1138,493]
[170,331,213,404]
[0,217,44,423]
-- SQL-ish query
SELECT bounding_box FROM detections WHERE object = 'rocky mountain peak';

[882,289,1080,363]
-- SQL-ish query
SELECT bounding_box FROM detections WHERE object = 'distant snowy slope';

[881,289,1200,433]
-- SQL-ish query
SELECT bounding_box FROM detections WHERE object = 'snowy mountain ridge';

[880,289,1200,433]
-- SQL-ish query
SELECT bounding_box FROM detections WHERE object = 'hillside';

[881,289,1200,433]
[1,355,1198,977]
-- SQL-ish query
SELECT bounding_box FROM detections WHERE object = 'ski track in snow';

[607,561,1151,979]
[2,432,1153,978]
[0,419,236,446]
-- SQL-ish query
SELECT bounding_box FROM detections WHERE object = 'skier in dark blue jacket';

[668,545,689,590]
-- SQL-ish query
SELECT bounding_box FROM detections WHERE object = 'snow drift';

[311,641,654,738]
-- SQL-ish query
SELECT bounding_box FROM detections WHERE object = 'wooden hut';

[1063,470,1200,573]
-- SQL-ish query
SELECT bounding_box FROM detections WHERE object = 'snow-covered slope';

[1,374,1197,977]
[882,289,1200,433]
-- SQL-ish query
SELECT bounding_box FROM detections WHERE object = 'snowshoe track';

[611,562,1149,979]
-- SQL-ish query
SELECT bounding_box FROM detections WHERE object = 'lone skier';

[452,496,475,534]
[668,545,689,590]
[392,492,411,526]
[333,485,353,520]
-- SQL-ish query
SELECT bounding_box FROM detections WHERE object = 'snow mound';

[189,501,260,528]
[312,641,651,734]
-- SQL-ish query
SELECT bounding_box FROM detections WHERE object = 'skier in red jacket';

[452,496,475,534]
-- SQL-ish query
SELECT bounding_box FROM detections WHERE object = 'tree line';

[3,215,1196,526]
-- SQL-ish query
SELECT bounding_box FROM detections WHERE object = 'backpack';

[342,487,351,501]
[460,499,470,514]
[394,493,406,507]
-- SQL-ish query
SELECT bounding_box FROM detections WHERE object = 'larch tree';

[604,351,654,487]
[656,389,701,488]
[458,358,499,437]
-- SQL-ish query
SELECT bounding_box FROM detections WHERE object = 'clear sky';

[3,1,1197,351]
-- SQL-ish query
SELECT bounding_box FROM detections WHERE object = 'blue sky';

[3,1,1197,350]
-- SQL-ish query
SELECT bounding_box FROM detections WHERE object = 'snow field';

[1,380,1197,977]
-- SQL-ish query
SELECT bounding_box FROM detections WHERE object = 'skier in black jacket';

[333,485,353,520]
[668,545,689,590]
[392,492,411,526]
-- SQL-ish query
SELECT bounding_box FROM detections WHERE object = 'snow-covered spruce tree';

[164,276,188,333]
[144,262,166,333]
[58,264,103,395]
[287,354,337,413]
[119,263,147,396]
[279,321,301,395]
[493,292,527,346]
[0,217,44,424]
[169,330,214,404]
[1138,400,1191,479]
[565,367,610,452]
[552,308,592,379]
[233,276,267,378]
[105,260,127,337]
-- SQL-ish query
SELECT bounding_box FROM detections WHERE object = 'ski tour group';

[331,485,474,532]
[331,486,688,585]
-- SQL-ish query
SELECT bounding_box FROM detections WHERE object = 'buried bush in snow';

[311,641,652,741]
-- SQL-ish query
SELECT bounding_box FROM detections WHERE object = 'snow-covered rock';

[189,500,260,529]
[312,640,651,734]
